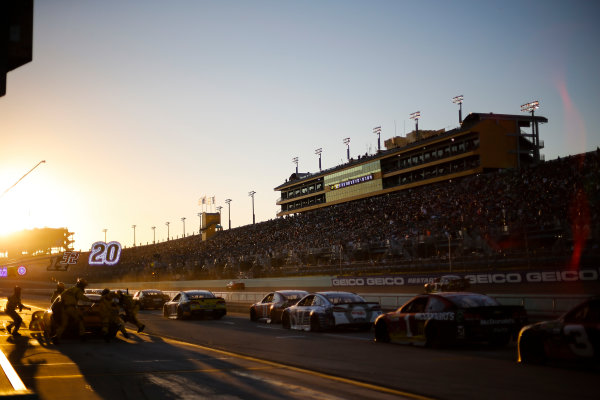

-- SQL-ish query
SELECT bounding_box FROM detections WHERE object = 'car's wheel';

[163,306,169,318]
[374,320,390,343]
[269,309,280,324]
[176,307,184,320]
[519,333,546,364]
[282,312,291,329]
[250,308,258,321]
[310,314,321,332]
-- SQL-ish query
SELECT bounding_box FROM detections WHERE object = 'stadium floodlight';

[373,126,382,152]
[520,100,539,113]
[181,217,186,237]
[520,100,541,165]
[248,191,256,224]
[131,224,136,247]
[102,228,107,243]
[165,221,170,240]
[292,156,299,174]
[343,137,351,161]
[315,148,322,171]
[452,95,464,124]
[409,111,421,139]
[225,198,232,230]
[216,206,222,214]
[151,226,156,244]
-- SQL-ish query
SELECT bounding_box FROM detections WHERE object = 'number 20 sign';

[88,241,122,266]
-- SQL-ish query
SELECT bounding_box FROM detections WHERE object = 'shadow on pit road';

[0,297,416,400]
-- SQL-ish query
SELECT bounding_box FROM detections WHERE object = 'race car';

[374,292,528,347]
[424,275,470,293]
[132,289,169,310]
[29,293,121,340]
[250,290,309,323]
[163,290,226,320]
[281,291,382,332]
[518,296,599,365]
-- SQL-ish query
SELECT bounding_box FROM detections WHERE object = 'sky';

[1,0,599,252]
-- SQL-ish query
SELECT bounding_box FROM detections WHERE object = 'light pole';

[151,226,156,244]
[181,217,186,237]
[165,221,170,240]
[410,111,420,140]
[452,95,464,124]
[343,137,350,161]
[315,148,322,171]
[248,191,256,224]
[373,126,381,152]
[132,224,136,246]
[292,157,298,174]
[225,199,232,229]
[197,212,202,234]
[102,228,107,243]
[520,100,541,165]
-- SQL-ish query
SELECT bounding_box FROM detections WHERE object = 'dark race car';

[518,296,600,366]
[163,290,226,320]
[424,275,470,293]
[133,289,169,310]
[250,290,309,323]
[29,294,120,341]
[374,292,528,347]
[281,291,382,332]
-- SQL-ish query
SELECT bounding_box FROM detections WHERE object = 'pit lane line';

[147,332,435,400]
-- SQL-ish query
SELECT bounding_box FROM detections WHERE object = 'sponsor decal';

[480,318,515,326]
[331,268,600,286]
[414,312,454,321]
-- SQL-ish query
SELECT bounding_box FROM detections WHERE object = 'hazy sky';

[1,0,599,252]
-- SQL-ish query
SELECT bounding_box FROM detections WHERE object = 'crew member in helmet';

[117,290,145,333]
[52,278,91,344]
[5,286,31,337]
[96,288,129,342]
[51,281,65,304]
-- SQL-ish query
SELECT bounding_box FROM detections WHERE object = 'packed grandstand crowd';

[52,149,597,284]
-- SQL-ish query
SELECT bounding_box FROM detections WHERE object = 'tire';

[374,321,390,343]
[519,333,546,364]
[163,306,169,318]
[282,312,291,329]
[250,308,258,322]
[176,307,184,320]
[310,314,321,332]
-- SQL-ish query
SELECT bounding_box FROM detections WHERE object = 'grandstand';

[13,147,595,285]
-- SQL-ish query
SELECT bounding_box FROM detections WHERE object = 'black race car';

[518,296,599,365]
[132,289,169,310]
[163,290,226,320]
[374,292,528,347]
[250,290,309,323]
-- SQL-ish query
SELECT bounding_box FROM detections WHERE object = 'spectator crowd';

[58,150,600,283]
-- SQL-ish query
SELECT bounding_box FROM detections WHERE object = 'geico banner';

[331,268,600,287]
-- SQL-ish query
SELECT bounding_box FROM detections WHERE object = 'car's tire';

[176,307,184,320]
[250,308,258,322]
[310,314,321,332]
[374,320,390,343]
[519,333,546,364]
[282,312,291,329]
[163,306,169,318]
